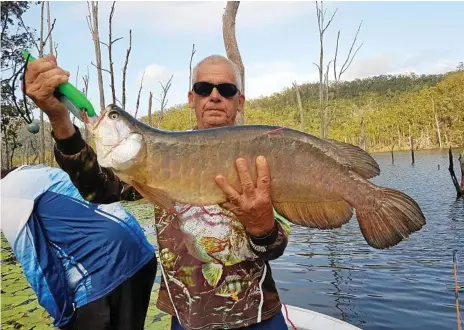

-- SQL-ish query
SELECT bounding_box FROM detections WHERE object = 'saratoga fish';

[84,104,426,250]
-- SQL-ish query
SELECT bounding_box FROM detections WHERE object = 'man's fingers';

[235,158,255,196]
[256,155,271,193]
[215,175,242,205]
[25,59,56,84]
[42,75,70,94]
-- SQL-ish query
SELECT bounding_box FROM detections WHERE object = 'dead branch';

[91,62,111,74]
[448,148,463,198]
[54,42,58,60]
[223,1,245,125]
[189,43,196,129]
[108,1,117,104]
[87,1,105,110]
[42,19,56,49]
[338,21,363,80]
[134,70,146,119]
[122,29,132,109]
[148,91,153,127]
[292,81,304,131]
[39,1,45,164]
[46,2,54,55]
[157,74,174,128]
[75,65,80,88]
[17,14,40,53]
[315,1,337,138]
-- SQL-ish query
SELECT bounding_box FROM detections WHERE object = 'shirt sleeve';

[248,210,291,261]
[52,125,143,204]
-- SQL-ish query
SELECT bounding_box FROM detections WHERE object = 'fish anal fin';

[273,200,353,229]
[130,180,175,211]
[326,139,380,179]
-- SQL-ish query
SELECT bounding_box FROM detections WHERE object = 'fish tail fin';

[356,187,426,249]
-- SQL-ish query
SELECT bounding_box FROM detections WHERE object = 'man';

[0,164,157,330]
[24,54,291,329]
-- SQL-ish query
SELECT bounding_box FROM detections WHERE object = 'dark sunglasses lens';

[193,82,238,97]
[193,82,214,96]
[217,83,238,97]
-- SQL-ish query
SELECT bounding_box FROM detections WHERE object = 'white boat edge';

[282,304,363,330]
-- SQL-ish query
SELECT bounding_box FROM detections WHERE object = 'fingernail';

[257,155,266,164]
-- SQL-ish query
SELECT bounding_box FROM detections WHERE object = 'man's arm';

[53,125,143,204]
[248,211,291,261]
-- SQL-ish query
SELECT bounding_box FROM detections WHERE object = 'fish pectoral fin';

[202,263,223,287]
[273,200,353,229]
[130,180,175,211]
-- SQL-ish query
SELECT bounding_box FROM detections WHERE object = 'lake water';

[1,148,463,329]
[271,148,464,330]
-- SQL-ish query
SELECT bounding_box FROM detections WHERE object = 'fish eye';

[108,110,119,120]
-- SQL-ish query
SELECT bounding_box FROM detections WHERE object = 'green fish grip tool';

[22,49,96,121]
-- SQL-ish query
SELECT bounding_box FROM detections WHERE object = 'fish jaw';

[91,104,147,171]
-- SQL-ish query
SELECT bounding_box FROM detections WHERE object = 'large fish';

[84,104,426,249]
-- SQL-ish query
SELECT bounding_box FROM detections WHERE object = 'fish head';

[85,104,146,171]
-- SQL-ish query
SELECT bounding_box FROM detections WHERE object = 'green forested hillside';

[141,70,464,152]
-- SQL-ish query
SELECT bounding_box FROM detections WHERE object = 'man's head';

[188,55,245,129]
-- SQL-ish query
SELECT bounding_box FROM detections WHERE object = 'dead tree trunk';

[122,29,132,109]
[134,71,145,119]
[148,91,153,127]
[409,136,415,164]
[47,2,55,166]
[359,117,366,151]
[292,81,304,131]
[223,1,245,125]
[39,2,45,164]
[448,148,463,198]
[157,75,174,129]
[189,43,196,129]
[314,1,337,139]
[87,1,105,110]
[430,94,442,149]
[107,1,118,104]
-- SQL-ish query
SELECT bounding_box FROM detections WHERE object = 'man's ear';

[237,93,245,112]
[188,90,194,108]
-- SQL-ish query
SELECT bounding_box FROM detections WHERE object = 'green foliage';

[141,70,463,153]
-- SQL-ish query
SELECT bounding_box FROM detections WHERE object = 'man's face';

[188,61,245,129]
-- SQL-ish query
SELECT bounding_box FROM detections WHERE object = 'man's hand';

[23,54,75,139]
[215,155,275,237]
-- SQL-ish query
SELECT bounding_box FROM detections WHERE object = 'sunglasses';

[192,82,239,98]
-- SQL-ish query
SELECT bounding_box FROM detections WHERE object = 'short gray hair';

[191,55,243,92]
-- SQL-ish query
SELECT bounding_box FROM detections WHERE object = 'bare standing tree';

[314,1,337,139]
[39,2,45,164]
[47,1,55,166]
[188,43,196,129]
[292,81,304,131]
[156,74,174,128]
[223,1,245,125]
[98,1,122,105]
[148,91,153,126]
[86,1,105,110]
[122,29,132,109]
[134,70,145,119]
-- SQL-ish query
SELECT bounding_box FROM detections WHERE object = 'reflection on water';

[1,149,463,329]
[272,148,464,330]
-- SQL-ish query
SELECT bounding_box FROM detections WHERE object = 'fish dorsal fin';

[130,180,175,212]
[273,200,353,229]
[325,139,380,179]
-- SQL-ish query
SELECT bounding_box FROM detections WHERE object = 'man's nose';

[209,87,221,101]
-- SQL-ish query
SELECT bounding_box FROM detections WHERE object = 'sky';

[19,0,464,121]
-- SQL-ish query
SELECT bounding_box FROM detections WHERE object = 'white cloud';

[245,60,318,99]
[60,1,314,34]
